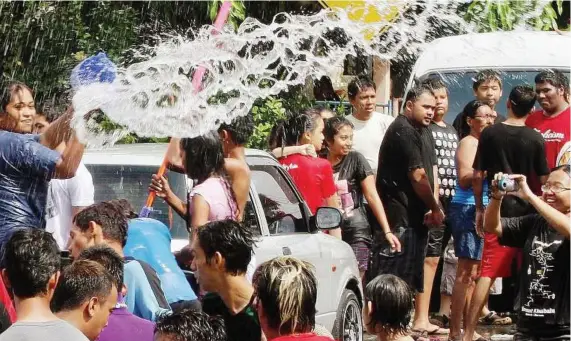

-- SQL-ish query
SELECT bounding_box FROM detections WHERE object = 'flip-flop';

[430,314,450,328]
[478,311,512,326]
[412,327,450,336]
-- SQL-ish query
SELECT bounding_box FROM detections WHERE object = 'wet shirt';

[124,218,197,304]
[202,292,261,341]
[474,123,550,216]
[97,306,155,341]
[332,151,374,245]
[429,122,458,206]
[279,154,336,214]
[0,131,60,246]
[499,214,569,334]
[526,107,570,168]
[376,115,436,229]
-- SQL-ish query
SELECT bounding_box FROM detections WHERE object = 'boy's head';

[218,114,254,149]
[33,102,60,134]
[190,220,255,293]
[78,245,125,297]
[0,82,36,133]
[348,76,377,116]
[253,256,318,336]
[404,83,436,127]
[472,70,503,109]
[363,274,413,336]
[507,85,537,118]
[2,229,61,300]
[69,201,128,258]
[51,260,117,341]
[421,77,449,121]
[154,309,226,341]
[535,70,569,114]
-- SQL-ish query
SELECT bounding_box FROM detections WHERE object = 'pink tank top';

[188,177,237,222]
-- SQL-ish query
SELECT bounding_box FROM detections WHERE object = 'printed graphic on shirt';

[431,127,458,198]
[45,183,58,219]
[333,175,354,218]
[556,141,571,166]
[522,237,562,317]
[534,128,566,142]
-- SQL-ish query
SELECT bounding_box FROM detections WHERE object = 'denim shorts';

[448,202,484,261]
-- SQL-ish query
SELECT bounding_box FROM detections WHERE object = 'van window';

[421,70,570,124]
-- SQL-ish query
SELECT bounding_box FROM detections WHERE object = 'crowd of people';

[0,50,569,341]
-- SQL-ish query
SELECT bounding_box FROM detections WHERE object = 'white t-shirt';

[346,111,394,174]
[45,162,94,250]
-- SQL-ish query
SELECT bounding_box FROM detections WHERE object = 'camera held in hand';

[498,174,519,192]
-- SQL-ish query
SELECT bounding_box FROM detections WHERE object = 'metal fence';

[314,100,393,116]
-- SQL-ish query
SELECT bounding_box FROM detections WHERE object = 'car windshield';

[420,70,570,124]
[85,164,189,240]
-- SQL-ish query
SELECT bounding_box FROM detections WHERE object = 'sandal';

[478,311,512,325]
[411,327,450,336]
[430,314,450,328]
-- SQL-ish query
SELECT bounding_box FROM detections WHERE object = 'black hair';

[268,109,322,149]
[155,309,226,341]
[458,100,490,139]
[347,75,376,100]
[180,131,225,183]
[508,85,536,118]
[108,199,139,219]
[421,77,448,94]
[324,116,354,142]
[552,164,571,176]
[472,70,502,91]
[535,70,569,90]
[404,83,435,104]
[73,201,129,247]
[3,229,61,299]
[36,102,60,123]
[365,274,413,336]
[1,82,34,112]
[78,246,124,293]
[218,114,254,146]
[254,257,317,335]
[196,220,255,275]
[51,259,114,313]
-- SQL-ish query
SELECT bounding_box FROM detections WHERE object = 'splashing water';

[70,0,550,146]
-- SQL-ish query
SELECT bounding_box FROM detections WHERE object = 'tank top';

[451,180,489,206]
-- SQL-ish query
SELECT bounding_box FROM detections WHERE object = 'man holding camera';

[464,85,550,341]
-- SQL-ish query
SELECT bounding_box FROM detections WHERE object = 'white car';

[83,143,363,341]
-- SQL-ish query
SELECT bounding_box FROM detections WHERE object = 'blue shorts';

[448,203,483,261]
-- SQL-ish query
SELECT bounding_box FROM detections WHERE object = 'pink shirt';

[188,177,237,222]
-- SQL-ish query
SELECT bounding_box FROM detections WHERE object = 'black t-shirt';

[376,115,436,229]
[499,214,569,334]
[429,122,459,209]
[332,150,374,245]
[202,292,261,341]
[474,123,550,216]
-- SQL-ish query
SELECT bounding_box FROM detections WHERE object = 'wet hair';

[0,82,34,112]
[458,100,489,139]
[365,274,413,336]
[73,201,129,247]
[3,229,61,299]
[347,75,376,100]
[552,164,571,176]
[218,114,254,146]
[472,70,502,91]
[535,70,569,91]
[324,116,354,142]
[155,309,226,341]
[180,131,225,183]
[508,85,536,118]
[253,257,317,335]
[108,199,138,219]
[421,77,448,94]
[269,109,322,149]
[404,83,435,104]
[196,220,255,275]
[51,259,114,313]
[78,246,124,293]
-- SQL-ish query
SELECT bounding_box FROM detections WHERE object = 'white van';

[404,31,571,123]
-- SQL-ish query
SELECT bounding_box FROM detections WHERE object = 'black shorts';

[426,226,445,257]
[366,226,429,292]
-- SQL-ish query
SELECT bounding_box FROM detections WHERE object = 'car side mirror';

[315,207,342,230]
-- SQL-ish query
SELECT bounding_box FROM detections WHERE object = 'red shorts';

[480,232,518,278]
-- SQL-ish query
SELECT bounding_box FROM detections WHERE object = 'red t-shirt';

[279,154,336,214]
[272,333,334,341]
[526,107,571,168]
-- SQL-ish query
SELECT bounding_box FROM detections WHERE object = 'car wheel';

[332,289,363,341]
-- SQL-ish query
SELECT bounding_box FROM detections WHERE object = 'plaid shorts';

[350,242,371,272]
[366,226,429,292]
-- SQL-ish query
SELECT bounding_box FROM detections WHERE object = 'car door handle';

[282,247,292,255]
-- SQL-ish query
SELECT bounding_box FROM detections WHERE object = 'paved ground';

[363,325,516,341]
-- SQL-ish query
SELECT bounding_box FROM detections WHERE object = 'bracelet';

[385,231,393,235]
[491,195,503,201]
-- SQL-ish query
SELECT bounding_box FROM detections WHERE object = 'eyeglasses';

[541,184,571,193]
[473,115,497,120]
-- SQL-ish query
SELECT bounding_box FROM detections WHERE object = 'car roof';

[83,143,277,166]
[413,31,571,77]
